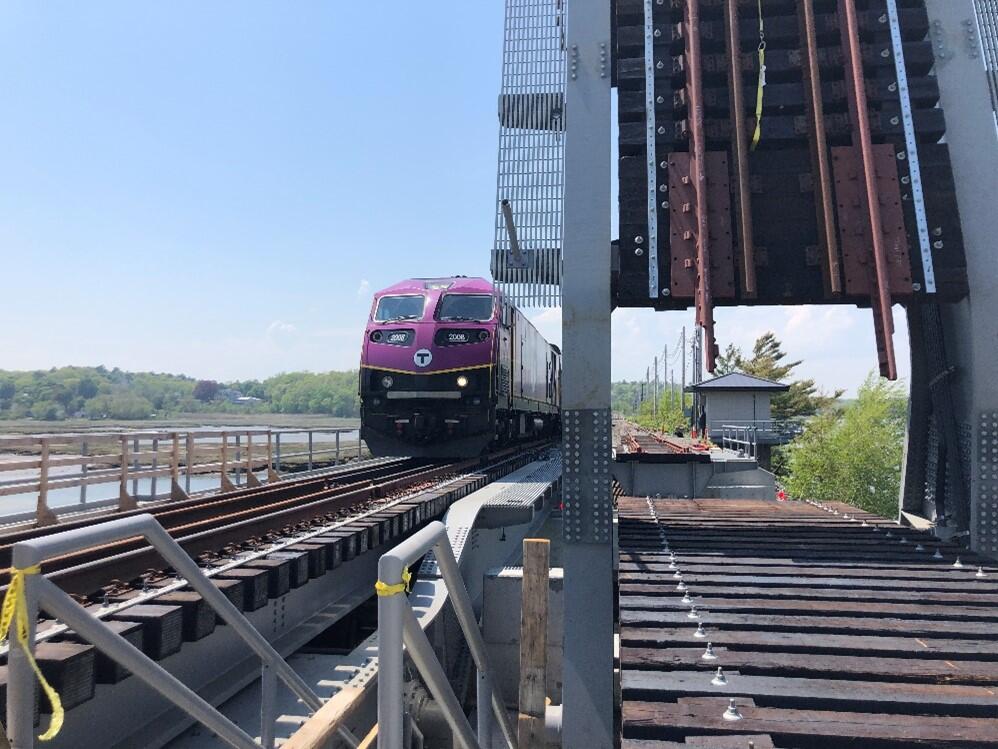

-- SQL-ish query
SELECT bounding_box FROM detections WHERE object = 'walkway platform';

[617,497,998,748]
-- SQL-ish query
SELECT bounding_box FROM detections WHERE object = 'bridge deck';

[618,497,998,748]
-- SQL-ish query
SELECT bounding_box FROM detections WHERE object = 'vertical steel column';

[80,440,88,504]
[561,0,613,745]
[7,564,39,748]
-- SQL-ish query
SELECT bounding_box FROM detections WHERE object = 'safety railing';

[0,427,365,526]
[377,520,516,749]
[4,513,359,749]
[719,424,760,458]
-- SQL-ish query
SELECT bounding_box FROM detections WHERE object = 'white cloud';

[356,279,371,297]
[266,320,299,348]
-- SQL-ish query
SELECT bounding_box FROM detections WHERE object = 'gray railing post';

[377,551,407,748]
[335,431,341,466]
[357,433,362,461]
[7,561,40,747]
[307,432,314,471]
[151,437,159,499]
[185,433,194,495]
[80,440,88,505]
[275,433,282,471]
[235,435,242,486]
[131,437,140,496]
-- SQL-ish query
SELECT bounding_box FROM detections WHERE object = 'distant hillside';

[0,366,360,421]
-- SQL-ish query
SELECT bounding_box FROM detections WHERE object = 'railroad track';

[4,443,547,596]
[618,497,998,749]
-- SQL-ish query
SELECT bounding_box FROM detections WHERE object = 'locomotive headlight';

[381,375,394,389]
[456,375,469,388]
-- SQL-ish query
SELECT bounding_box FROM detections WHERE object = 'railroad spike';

[702,642,718,660]
[676,581,687,591]
[977,566,987,578]
[915,543,925,552]
[681,591,692,604]
[711,666,727,686]
[954,557,964,568]
[933,548,944,559]
[688,605,700,619]
[722,698,742,721]
[694,622,707,639]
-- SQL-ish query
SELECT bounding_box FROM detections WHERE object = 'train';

[358,276,560,458]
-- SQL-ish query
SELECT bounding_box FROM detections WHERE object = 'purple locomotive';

[359,276,560,457]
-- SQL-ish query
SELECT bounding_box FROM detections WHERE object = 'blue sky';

[0,2,908,395]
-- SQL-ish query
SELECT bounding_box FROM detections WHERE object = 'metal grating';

[491,0,566,308]
[977,0,998,131]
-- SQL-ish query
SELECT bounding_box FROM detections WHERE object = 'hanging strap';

[374,567,412,597]
[751,0,766,150]
[1,565,64,741]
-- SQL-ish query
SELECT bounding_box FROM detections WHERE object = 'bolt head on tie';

[723,699,742,721]
[899,536,908,544]
[702,642,718,660]
[954,557,964,569]
[677,580,687,591]
[682,591,692,604]
[977,567,987,578]
[711,666,727,686]
[933,548,944,559]
[694,622,707,638]
[674,570,682,579]
[915,543,925,552]
[688,605,700,619]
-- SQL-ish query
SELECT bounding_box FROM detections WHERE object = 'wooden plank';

[620,571,998,593]
[619,582,998,605]
[518,538,550,749]
[619,626,998,658]
[623,697,998,746]
[622,670,998,714]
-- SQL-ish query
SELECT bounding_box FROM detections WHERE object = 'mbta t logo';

[413,348,433,368]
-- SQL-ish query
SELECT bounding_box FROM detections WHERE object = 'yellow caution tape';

[374,567,412,597]
[751,0,766,150]
[1,565,63,741]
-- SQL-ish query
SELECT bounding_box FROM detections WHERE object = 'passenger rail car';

[359,277,560,458]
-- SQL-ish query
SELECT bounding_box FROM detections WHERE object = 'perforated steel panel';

[976,0,998,120]
[976,411,998,555]
[491,0,566,307]
[562,409,612,544]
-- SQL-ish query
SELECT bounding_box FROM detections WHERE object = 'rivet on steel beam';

[977,567,987,578]
[722,699,742,721]
[933,548,944,559]
[711,666,727,685]
[953,557,964,568]
[702,642,718,660]
[694,622,707,638]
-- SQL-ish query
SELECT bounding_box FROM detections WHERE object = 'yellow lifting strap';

[751,0,766,150]
[1,565,64,741]
[374,566,412,597]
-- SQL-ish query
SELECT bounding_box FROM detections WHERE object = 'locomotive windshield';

[436,294,494,322]
[374,295,425,322]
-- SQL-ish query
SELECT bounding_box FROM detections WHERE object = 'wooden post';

[118,435,136,510]
[79,440,88,504]
[220,432,237,492]
[150,437,159,499]
[518,538,550,748]
[35,439,58,527]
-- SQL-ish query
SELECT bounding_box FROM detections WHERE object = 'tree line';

[0,366,361,421]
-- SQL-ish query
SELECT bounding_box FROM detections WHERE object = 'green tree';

[714,344,743,375]
[719,332,841,419]
[781,374,907,517]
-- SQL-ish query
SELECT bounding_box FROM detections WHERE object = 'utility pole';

[653,355,659,418]
[670,367,675,409]
[680,326,687,416]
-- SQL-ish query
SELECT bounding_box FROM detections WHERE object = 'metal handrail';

[6,513,358,749]
[377,520,516,749]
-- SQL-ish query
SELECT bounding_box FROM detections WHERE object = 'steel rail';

[725,0,756,297]
[9,442,548,595]
[684,0,717,372]
[798,0,841,294]
[840,0,898,379]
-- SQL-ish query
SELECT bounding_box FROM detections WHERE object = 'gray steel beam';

[560,0,614,745]
[922,1,998,553]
